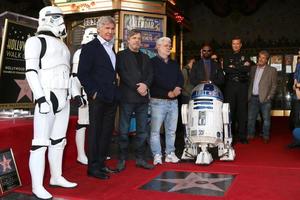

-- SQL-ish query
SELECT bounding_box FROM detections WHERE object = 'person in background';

[181,56,195,104]
[247,50,277,143]
[288,56,300,148]
[223,36,252,144]
[78,16,119,180]
[71,27,97,165]
[190,43,224,89]
[116,29,154,171]
[150,37,183,165]
[287,98,300,148]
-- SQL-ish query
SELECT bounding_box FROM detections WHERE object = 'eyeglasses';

[202,49,212,52]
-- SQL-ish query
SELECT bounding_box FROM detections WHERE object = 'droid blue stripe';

[193,106,213,110]
[194,102,213,105]
[192,94,223,101]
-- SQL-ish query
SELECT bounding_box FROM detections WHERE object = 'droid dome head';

[191,83,223,102]
[81,27,97,45]
[37,6,67,38]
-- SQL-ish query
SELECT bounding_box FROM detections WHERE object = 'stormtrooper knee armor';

[25,6,77,199]
[71,27,97,165]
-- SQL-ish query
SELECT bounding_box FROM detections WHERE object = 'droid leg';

[196,144,213,165]
[76,126,88,165]
[181,136,198,160]
[220,103,236,161]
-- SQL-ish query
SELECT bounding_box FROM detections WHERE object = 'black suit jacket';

[190,59,225,88]
[116,48,153,103]
[77,38,119,103]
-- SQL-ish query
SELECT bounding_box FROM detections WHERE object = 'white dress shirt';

[97,35,116,70]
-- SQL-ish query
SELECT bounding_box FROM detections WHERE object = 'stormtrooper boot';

[29,147,53,200]
[75,127,88,165]
[48,139,77,188]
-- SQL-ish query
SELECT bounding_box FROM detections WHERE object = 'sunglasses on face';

[202,49,212,52]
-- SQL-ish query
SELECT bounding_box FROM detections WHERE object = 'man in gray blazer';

[247,50,277,143]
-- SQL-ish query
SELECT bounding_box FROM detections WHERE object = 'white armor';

[37,6,67,38]
[25,6,77,200]
[181,83,235,165]
[71,27,97,165]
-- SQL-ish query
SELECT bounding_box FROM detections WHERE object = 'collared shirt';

[97,35,116,69]
[252,65,265,95]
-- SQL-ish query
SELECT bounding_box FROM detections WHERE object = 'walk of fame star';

[0,155,12,173]
[14,79,33,102]
[140,171,235,196]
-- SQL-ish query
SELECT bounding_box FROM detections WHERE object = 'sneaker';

[165,152,180,163]
[153,154,162,165]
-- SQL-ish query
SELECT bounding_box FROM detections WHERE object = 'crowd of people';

[26,6,300,199]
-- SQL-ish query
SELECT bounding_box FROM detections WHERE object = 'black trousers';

[224,81,248,141]
[87,98,117,172]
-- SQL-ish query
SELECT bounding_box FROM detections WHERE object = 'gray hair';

[97,16,115,29]
[156,36,171,46]
[259,50,270,59]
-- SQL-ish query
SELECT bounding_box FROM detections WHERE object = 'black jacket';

[116,48,153,103]
[78,38,119,103]
[190,59,225,88]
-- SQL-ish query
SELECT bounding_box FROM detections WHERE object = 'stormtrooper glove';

[74,95,87,108]
[36,97,51,114]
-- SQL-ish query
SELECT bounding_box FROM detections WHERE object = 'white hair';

[97,16,115,29]
[156,37,171,46]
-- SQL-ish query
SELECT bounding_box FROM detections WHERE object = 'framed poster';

[0,19,36,109]
[270,55,283,71]
[120,11,166,58]
[0,148,22,195]
[285,55,294,73]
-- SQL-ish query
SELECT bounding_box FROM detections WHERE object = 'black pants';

[87,98,117,172]
[224,81,248,141]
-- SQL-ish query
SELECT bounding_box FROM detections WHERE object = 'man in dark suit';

[78,16,119,180]
[247,50,277,143]
[116,29,154,171]
[190,43,224,88]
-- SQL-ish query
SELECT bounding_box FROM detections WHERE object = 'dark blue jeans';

[247,96,272,139]
[118,102,149,160]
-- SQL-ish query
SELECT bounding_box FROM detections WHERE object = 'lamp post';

[174,12,184,68]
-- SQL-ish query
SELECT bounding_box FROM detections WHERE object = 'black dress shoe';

[287,142,300,149]
[117,160,126,172]
[100,166,118,174]
[136,159,154,170]
[87,170,110,179]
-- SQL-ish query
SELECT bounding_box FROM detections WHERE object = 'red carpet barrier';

[0,116,78,186]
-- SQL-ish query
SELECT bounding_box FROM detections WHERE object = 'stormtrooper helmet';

[81,27,97,45]
[37,6,67,38]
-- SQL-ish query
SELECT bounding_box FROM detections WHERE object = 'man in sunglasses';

[190,43,225,89]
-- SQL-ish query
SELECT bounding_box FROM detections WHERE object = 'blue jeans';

[150,98,178,156]
[247,96,272,139]
[118,103,149,160]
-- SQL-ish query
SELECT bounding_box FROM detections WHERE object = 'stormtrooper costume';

[25,6,80,200]
[71,27,97,165]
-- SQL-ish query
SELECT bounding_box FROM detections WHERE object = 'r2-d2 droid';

[181,83,235,165]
